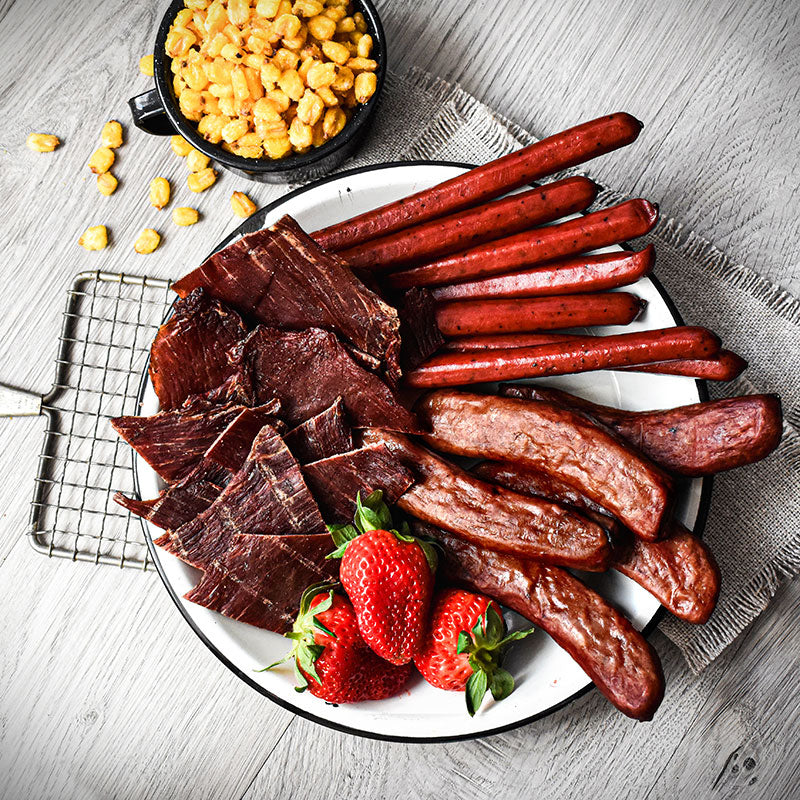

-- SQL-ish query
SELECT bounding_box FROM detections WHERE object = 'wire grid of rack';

[26,271,174,570]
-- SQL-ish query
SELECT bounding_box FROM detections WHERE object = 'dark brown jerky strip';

[283,397,353,464]
[114,405,282,529]
[415,522,665,721]
[149,288,247,411]
[154,425,326,569]
[396,287,446,369]
[230,326,420,432]
[184,533,339,634]
[172,215,402,383]
[301,443,415,523]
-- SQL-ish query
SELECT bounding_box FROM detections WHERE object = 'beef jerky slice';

[283,397,353,464]
[149,288,247,411]
[172,215,402,382]
[184,533,339,633]
[396,288,445,369]
[115,405,280,529]
[230,326,420,433]
[154,425,326,569]
[301,443,415,522]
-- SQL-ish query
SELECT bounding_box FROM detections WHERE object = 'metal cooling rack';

[2,271,174,570]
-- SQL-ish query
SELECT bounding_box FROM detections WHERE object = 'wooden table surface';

[1,0,799,798]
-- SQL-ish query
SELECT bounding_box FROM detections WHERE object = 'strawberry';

[262,584,411,704]
[414,588,535,716]
[328,491,436,665]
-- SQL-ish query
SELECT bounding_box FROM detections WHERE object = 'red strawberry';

[414,588,535,715]
[328,492,436,665]
[263,584,411,704]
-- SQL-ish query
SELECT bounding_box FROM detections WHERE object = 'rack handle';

[0,384,42,417]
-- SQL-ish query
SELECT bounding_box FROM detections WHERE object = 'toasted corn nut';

[273,13,301,38]
[206,1,227,34]
[219,96,236,116]
[288,117,313,149]
[321,39,349,65]
[307,14,335,39]
[307,60,336,88]
[323,6,346,22]
[26,133,60,152]
[79,225,108,250]
[277,68,304,100]
[101,121,124,149]
[221,118,249,142]
[267,88,292,112]
[293,0,323,16]
[97,172,118,196]
[88,147,115,174]
[231,190,257,217]
[235,144,264,158]
[149,177,171,209]
[228,0,250,26]
[171,135,193,156]
[347,57,377,72]
[322,106,346,139]
[198,113,230,142]
[264,134,292,158]
[221,42,246,62]
[166,27,196,57]
[353,11,366,32]
[261,62,281,87]
[187,147,212,171]
[173,206,200,226]
[356,33,372,58]
[273,47,300,71]
[354,70,376,103]
[134,228,161,254]
[316,85,338,106]
[188,167,217,192]
[330,64,353,92]
[335,15,355,33]
[296,89,323,125]
[256,0,280,18]
[139,54,154,76]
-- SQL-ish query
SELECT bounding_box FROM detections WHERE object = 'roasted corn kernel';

[149,177,171,209]
[187,148,212,171]
[322,106,346,139]
[171,135,193,157]
[101,120,124,149]
[134,228,161,254]
[139,54,154,76]
[231,190,257,217]
[356,33,372,58]
[307,14,335,39]
[26,133,60,152]
[79,225,108,250]
[188,167,217,192]
[97,172,118,196]
[354,70,376,103]
[173,206,200,226]
[296,89,324,124]
[88,147,115,174]
[321,39,349,65]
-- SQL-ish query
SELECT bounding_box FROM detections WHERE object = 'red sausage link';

[434,292,645,336]
[359,429,612,571]
[337,177,598,270]
[388,199,659,289]
[473,460,720,623]
[431,245,655,301]
[416,390,673,540]
[405,327,721,388]
[499,385,783,477]
[420,523,665,720]
[312,113,643,251]
[625,350,747,381]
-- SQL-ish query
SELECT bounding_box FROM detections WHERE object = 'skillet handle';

[128,89,176,136]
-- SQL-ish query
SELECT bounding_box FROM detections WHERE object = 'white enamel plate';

[134,162,711,741]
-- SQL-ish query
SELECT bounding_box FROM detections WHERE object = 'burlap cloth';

[259,67,800,672]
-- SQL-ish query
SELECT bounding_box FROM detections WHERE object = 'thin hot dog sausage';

[499,385,783,477]
[439,333,744,381]
[312,113,643,251]
[473,461,720,623]
[338,177,598,270]
[415,390,673,541]
[434,292,645,336]
[404,327,721,388]
[388,199,659,289]
[431,246,655,301]
[359,429,612,571]
[419,523,665,721]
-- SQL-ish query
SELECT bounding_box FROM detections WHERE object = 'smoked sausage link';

[420,523,665,721]
[312,113,643,251]
[338,176,598,270]
[415,390,673,540]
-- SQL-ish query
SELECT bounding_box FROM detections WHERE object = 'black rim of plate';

[135,160,714,744]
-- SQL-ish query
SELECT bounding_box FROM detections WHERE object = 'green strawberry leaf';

[465,669,489,717]
[312,618,337,639]
[489,668,515,701]
[355,492,384,532]
[456,630,472,654]
[500,627,537,646]
[484,604,506,643]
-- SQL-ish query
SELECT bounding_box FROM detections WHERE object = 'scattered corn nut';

[187,148,211,171]
[79,225,108,250]
[97,172,118,196]
[101,121,124,149]
[139,54,154,76]
[88,147,115,174]
[26,133,60,152]
[187,167,217,192]
[173,207,200,226]
[134,228,161,254]
[149,177,171,209]
[231,190,257,217]
[171,135,193,156]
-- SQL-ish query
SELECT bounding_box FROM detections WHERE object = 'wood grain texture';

[0,0,798,797]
